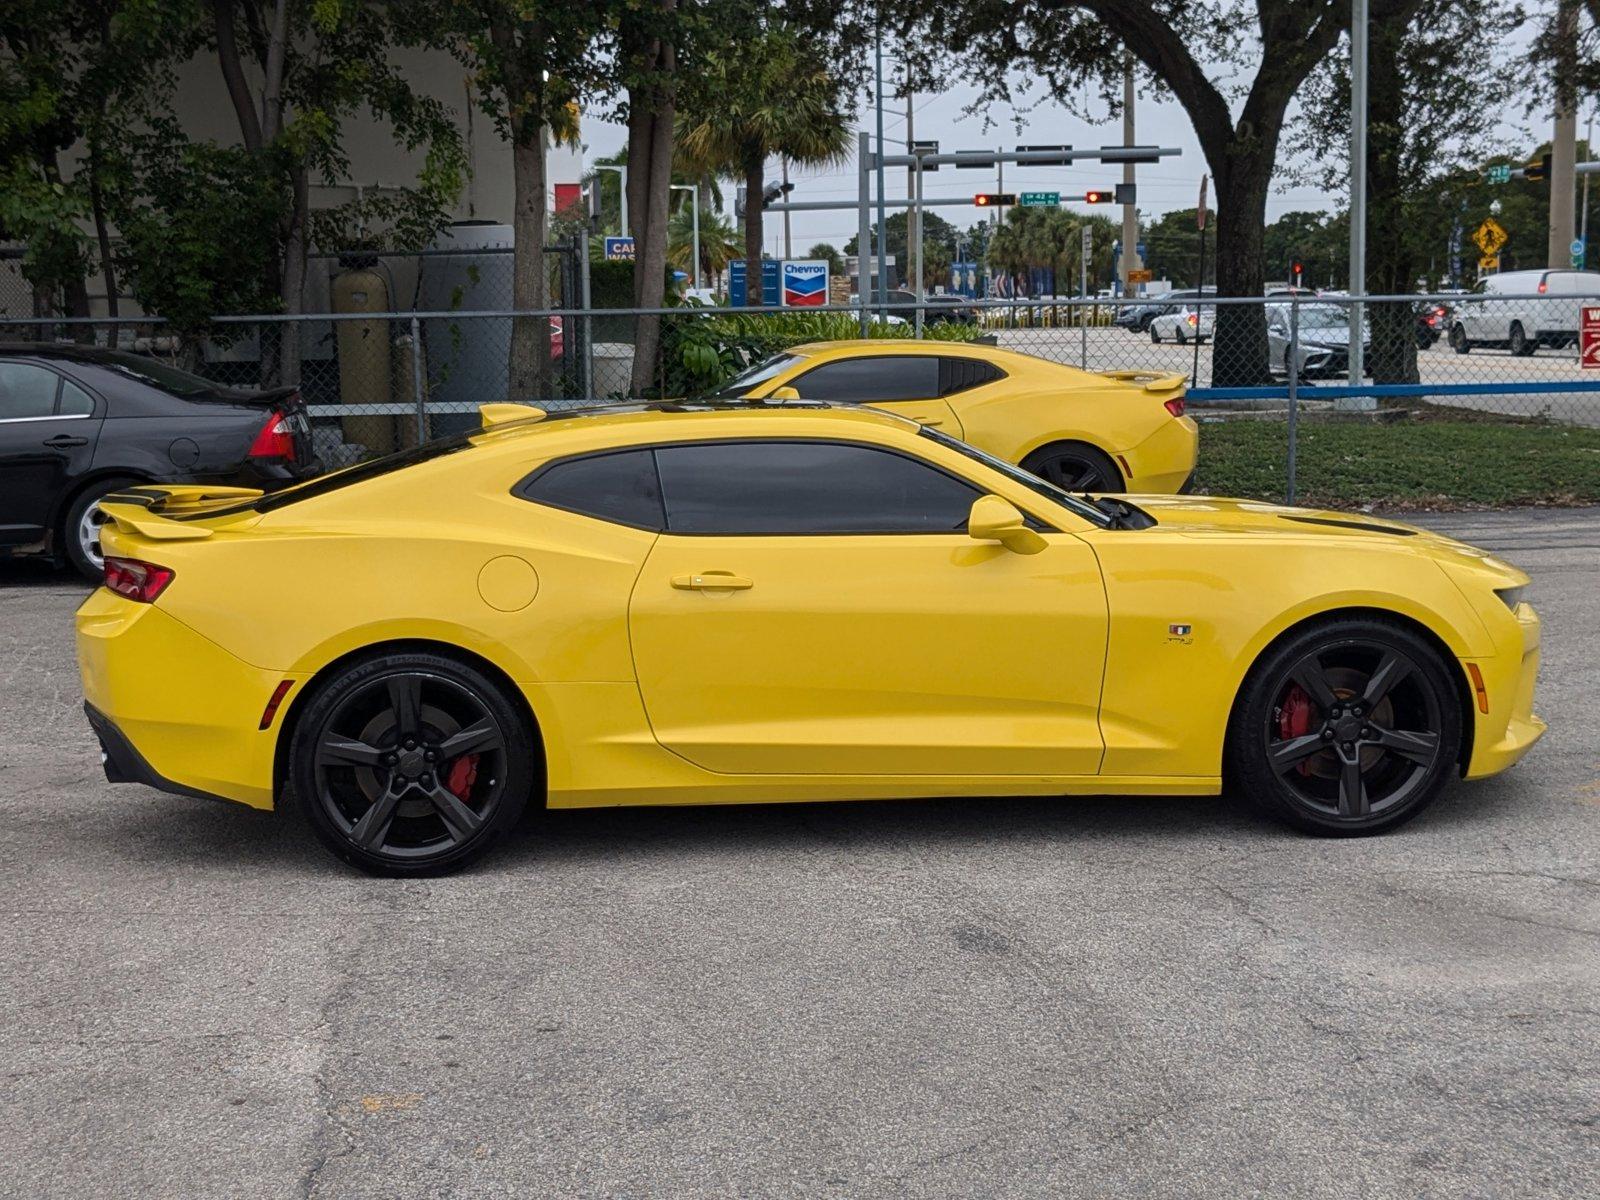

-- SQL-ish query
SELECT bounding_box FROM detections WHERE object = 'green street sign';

[1486,164,1512,185]
[1020,191,1060,207]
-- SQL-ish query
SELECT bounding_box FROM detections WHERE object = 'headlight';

[1495,585,1526,611]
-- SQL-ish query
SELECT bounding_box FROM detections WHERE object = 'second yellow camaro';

[717,339,1198,494]
[78,401,1542,875]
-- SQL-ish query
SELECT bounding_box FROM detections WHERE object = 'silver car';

[1266,303,1371,378]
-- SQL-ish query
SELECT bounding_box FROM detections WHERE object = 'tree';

[890,0,1388,384]
[671,205,742,289]
[679,19,853,307]
[845,208,959,286]
[806,241,845,276]
[1289,0,1525,382]
[435,1,602,401]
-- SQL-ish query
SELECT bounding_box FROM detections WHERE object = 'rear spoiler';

[1098,370,1188,394]
[96,484,264,542]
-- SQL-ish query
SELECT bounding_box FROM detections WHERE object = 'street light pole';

[670,183,700,291]
[595,164,628,237]
[1344,0,1370,410]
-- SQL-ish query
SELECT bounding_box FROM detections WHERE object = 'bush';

[658,310,984,397]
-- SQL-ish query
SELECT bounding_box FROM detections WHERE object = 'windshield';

[917,424,1110,528]
[1298,305,1355,329]
[711,353,805,398]
[96,350,229,396]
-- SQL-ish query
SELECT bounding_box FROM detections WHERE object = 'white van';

[1449,269,1600,355]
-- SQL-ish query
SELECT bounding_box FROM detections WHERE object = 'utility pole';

[1582,110,1594,253]
[906,83,917,295]
[1120,59,1142,295]
[873,28,888,309]
[1550,0,1579,266]
[1344,0,1371,411]
[781,158,793,260]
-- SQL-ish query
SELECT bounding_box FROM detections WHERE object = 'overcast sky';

[579,37,1543,256]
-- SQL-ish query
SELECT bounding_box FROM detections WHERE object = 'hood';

[1124,494,1502,558]
[1294,324,1370,349]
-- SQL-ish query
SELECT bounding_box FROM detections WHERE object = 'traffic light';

[974,193,1016,207]
[1083,189,1113,204]
[1525,152,1553,181]
[1291,259,1303,283]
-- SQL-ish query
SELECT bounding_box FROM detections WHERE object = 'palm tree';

[678,25,852,305]
[668,205,742,295]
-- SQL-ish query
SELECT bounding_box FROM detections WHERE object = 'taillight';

[104,557,175,603]
[248,408,298,462]
[1164,397,1186,417]
[1186,313,1197,326]
[1538,280,1547,294]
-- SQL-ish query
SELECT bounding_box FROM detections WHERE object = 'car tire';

[1509,322,1535,357]
[1225,617,1462,837]
[1176,328,1189,345]
[62,476,141,582]
[291,651,537,876]
[1021,441,1125,493]
[1449,323,1471,354]
[1149,326,1161,343]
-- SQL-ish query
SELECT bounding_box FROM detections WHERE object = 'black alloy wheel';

[292,652,534,874]
[1021,442,1124,493]
[1227,619,1461,835]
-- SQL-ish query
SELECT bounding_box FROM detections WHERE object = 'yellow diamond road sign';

[1473,217,1508,257]
[1479,254,1500,271]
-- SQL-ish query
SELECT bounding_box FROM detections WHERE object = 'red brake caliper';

[445,754,480,802]
[1278,684,1316,775]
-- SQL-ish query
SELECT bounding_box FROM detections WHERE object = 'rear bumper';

[77,591,295,809]
[1119,416,1199,495]
[84,702,237,806]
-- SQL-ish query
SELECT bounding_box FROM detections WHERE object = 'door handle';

[43,434,88,448]
[672,571,754,591]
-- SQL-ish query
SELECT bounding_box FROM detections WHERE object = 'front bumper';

[1463,600,1546,779]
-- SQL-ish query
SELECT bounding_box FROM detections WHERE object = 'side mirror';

[968,495,1047,555]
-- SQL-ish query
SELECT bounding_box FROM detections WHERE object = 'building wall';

[60,44,585,317]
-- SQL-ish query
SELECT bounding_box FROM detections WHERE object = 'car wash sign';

[781,260,828,307]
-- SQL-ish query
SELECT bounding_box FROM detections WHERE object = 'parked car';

[1415,299,1451,349]
[1115,288,1214,332]
[80,399,1543,873]
[1265,303,1372,378]
[1148,303,1214,344]
[1448,269,1600,354]
[0,343,319,580]
[716,338,1196,494]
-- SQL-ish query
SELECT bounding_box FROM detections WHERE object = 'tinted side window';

[0,362,61,419]
[655,440,981,535]
[790,357,941,402]
[517,448,664,529]
[939,357,1004,396]
[58,380,96,416]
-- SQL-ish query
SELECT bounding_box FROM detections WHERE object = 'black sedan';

[0,343,318,580]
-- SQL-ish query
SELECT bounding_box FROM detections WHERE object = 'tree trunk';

[625,2,678,396]
[508,132,552,403]
[1365,0,1418,386]
[1210,158,1274,386]
[275,164,309,387]
[742,147,765,307]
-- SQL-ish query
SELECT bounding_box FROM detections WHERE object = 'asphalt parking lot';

[3,508,1597,1199]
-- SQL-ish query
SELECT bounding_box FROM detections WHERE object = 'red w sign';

[1583,306,1600,370]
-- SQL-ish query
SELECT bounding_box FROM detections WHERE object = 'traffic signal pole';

[1120,60,1142,295]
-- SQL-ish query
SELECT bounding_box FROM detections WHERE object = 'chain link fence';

[4,291,1598,501]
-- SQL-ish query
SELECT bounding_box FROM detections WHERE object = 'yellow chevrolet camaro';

[77,402,1543,875]
[719,339,1197,494]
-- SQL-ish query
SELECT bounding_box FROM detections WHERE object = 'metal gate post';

[1286,296,1300,505]
[409,314,425,442]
